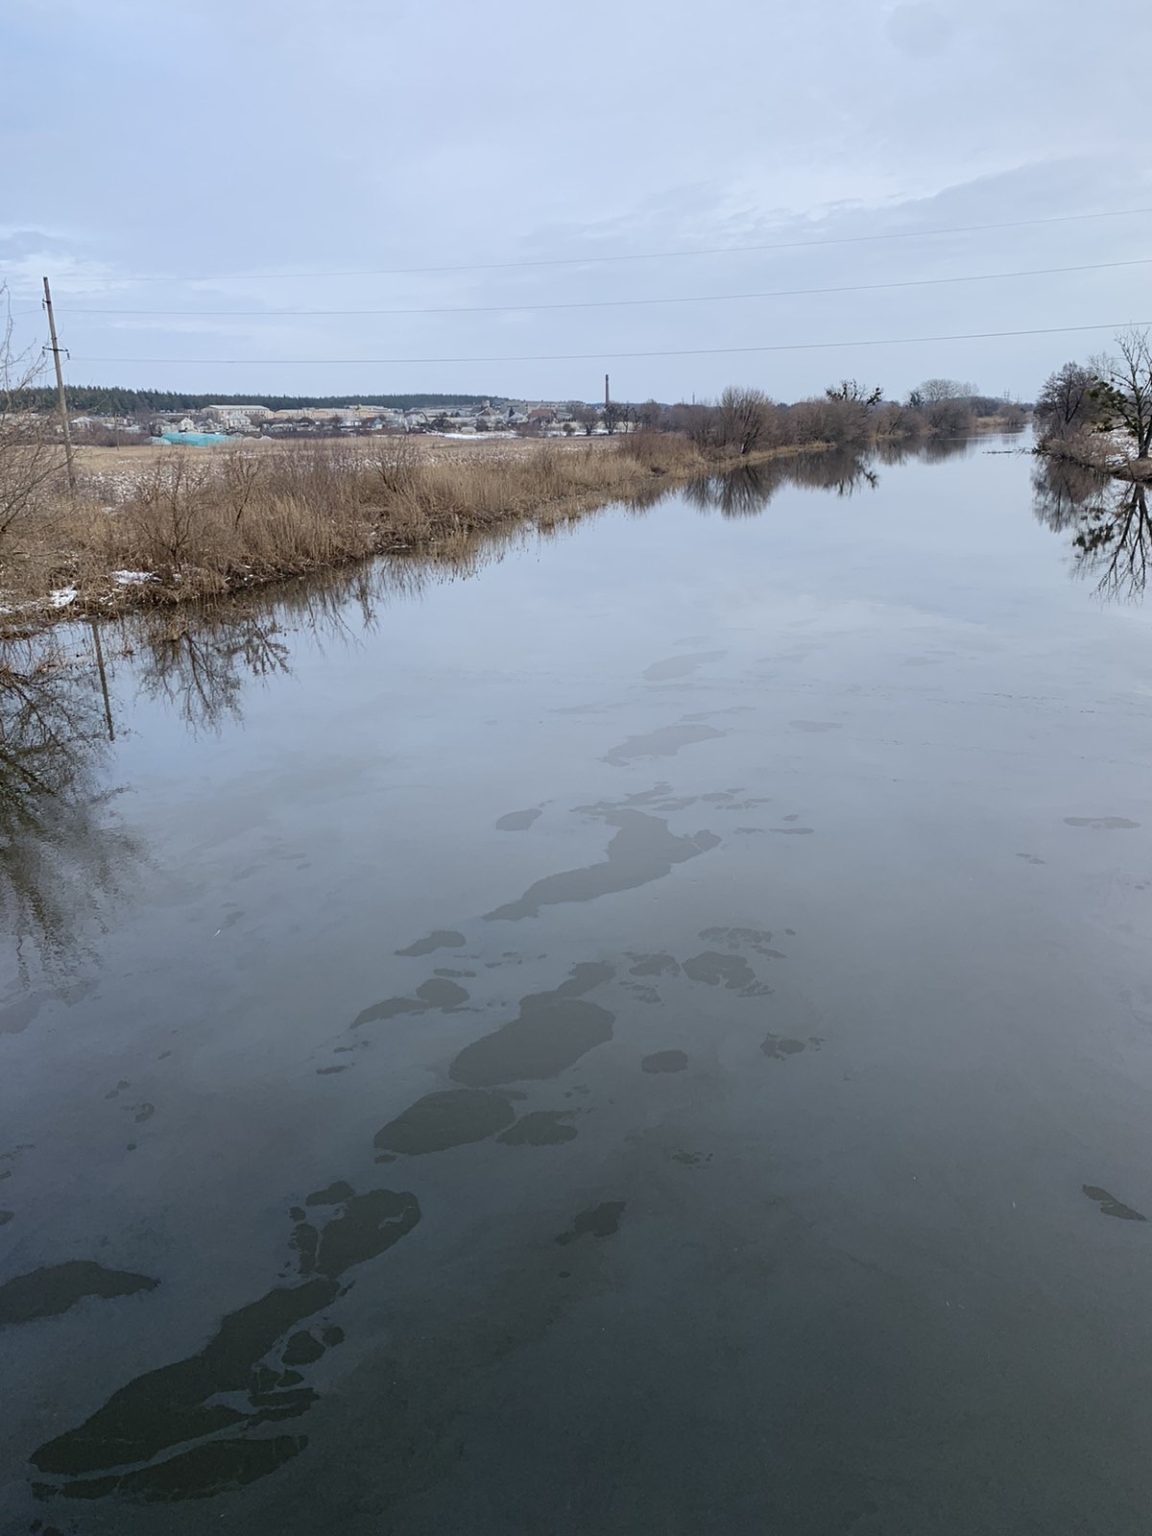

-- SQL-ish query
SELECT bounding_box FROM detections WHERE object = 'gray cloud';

[2,0,1150,400]
[886,4,956,59]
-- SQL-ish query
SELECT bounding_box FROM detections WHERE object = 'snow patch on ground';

[50,587,78,608]
[113,570,155,585]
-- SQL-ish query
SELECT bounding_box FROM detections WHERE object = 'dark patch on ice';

[485,810,719,921]
[1082,1185,1147,1221]
[556,1201,626,1245]
[1063,817,1140,830]
[0,1261,158,1329]
[305,1181,355,1207]
[641,1050,688,1074]
[28,1185,419,1501]
[683,952,770,994]
[603,721,724,766]
[497,1111,579,1146]
[451,964,615,1085]
[698,927,785,958]
[642,650,726,683]
[628,952,681,977]
[761,1032,810,1060]
[351,976,468,1029]
[395,929,467,957]
[496,807,543,832]
[374,1089,515,1155]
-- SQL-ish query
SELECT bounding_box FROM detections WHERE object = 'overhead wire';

[51,256,1152,318]
[38,204,1152,284]
[68,319,1152,367]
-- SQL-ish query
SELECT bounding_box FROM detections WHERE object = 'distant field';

[75,434,606,474]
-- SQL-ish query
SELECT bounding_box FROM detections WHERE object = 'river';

[3,438,1152,1534]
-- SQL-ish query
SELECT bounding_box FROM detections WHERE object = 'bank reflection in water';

[0,634,139,982]
[0,443,1027,987]
[130,548,512,732]
[1032,455,1152,602]
[684,450,882,517]
[0,547,522,982]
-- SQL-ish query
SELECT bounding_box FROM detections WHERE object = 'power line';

[49,205,1152,284]
[54,256,1152,318]
[69,318,1152,367]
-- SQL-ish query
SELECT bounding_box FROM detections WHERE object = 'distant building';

[206,407,265,432]
[206,403,271,420]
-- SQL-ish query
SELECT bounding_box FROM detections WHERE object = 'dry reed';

[1,433,798,620]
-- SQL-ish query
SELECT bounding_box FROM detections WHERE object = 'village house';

[205,404,272,431]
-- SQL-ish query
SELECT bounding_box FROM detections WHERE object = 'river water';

[3,439,1152,1533]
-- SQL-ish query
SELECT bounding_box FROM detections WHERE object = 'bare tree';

[916,378,974,403]
[603,400,632,436]
[906,377,976,435]
[717,386,773,455]
[1090,329,1152,461]
[826,379,883,406]
[1035,362,1099,440]
[571,403,599,436]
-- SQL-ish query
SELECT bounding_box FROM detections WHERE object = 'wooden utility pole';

[90,620,115,741]
[42,276,77,494]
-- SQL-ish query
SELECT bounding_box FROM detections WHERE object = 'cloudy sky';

[3,0,1151,402]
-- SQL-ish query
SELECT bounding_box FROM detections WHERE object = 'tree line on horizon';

[9,380,1026,427]
[601,379,1027,455]
[9,387,496,415]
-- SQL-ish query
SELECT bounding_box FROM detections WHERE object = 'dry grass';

[1,432,802,622]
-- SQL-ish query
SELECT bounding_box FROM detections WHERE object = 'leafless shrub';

[676,389,778,455]
[717,387,774,455]
[219,448,264,530]
[369,432,422,498]
[126,455,212,572]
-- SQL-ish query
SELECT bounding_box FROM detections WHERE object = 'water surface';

[4,439,1152,1533]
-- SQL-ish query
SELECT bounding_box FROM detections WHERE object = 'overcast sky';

[3,0,1151,402]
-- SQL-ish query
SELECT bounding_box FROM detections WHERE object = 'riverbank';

[1033,434,1152,484]
[2,434,827,629]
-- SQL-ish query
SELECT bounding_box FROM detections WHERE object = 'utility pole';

[42,276,77,495]
[604,373,610,410]
[90,620,115,741]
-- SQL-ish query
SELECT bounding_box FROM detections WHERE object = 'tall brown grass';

[4,433,766,615]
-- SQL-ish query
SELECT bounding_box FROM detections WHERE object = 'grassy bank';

[1033,432,1152,484]
[1,433,822,625]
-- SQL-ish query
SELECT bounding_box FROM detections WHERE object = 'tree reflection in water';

[684,450,881,517]
[3,544,516,983]
[0,444,1028,983]
[126,556,487,734]
[1032,456,1152,601]
[0,633,138,982]
[131,610,292,732]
